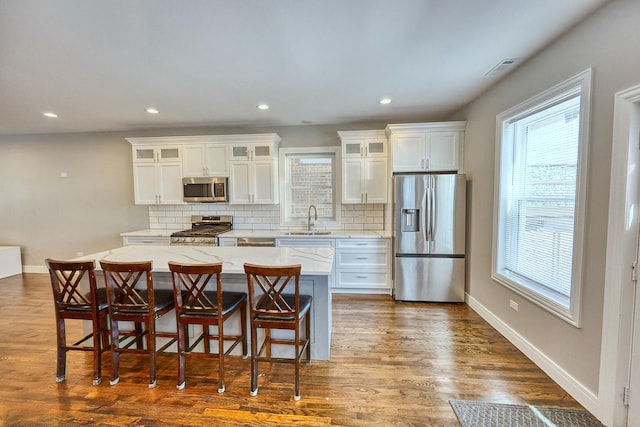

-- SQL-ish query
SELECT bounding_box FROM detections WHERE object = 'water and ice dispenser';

[401,209,420,232]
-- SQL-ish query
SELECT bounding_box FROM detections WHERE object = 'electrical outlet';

[76,252,83,257]
[509,300,519,311]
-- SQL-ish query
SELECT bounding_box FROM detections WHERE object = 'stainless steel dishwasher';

[236,237,276,247]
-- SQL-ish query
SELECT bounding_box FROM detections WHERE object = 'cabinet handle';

[356,257,368,260]
[356,275,368,279]
[356,243,368,246]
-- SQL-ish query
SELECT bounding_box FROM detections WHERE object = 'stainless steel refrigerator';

[393,173,466,302]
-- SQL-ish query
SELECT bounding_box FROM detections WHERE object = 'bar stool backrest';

[169,262,223,316]
[101,260,154,314]
[47,259,98,311]
[244,263,302,322]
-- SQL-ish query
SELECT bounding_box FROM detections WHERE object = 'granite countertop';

[121,229,391,239]
[219,230,391,239]
[75,245,334,275]
[120,229,175,237]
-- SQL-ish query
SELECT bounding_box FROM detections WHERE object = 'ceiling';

[0,0,609,136]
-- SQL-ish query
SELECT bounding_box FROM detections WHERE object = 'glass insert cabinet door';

[342,139,387,158]
[230,143,273,161]
[133,146,181,162]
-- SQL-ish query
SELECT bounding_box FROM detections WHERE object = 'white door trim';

[599,84,640,426]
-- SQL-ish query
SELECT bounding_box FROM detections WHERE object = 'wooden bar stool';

[100,260,177,388]
[45,259,110,385]
[168,262,247,392]
[243,263,311,400]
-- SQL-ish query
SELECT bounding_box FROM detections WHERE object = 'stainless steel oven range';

[170,215,233,245]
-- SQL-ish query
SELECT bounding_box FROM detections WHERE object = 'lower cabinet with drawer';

[218,237,237,247]
[334,238,391,294]
[122,236,171,246]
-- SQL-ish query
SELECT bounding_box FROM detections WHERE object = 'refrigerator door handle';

[425,176,431,245]
[429,175,436,252]
[422,187,429,244]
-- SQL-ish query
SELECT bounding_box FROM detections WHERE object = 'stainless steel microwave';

[182,177,228,203]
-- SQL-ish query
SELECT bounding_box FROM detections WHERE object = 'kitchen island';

[76,245,335,360]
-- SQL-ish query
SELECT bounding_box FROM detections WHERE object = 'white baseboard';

[23,265,47,274]
[466,294,600,415]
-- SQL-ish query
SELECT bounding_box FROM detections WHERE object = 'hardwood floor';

[0,273,584,426]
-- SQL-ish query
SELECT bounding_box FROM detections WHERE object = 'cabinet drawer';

[336,239,389,249]
[122,236,171,246]
[336,252,388,268]
[218,237,237,247]
[277,238,335,248]
[336,271,388,287]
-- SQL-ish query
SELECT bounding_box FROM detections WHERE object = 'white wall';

[0,132,149,266]
[455,0,640,414]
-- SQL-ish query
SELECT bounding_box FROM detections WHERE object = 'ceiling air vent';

[485,58,519,76]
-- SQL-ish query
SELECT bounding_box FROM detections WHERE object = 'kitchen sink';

[284,231,332,236]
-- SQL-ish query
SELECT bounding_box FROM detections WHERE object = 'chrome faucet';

[307,204,318,231]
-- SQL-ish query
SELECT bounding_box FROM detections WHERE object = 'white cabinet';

[228,135,280,204]
[129,144,183,205]
[127,134,281,206]
[333,238,391,294]
[182,144,228,177]
[386,122,466,173]
[218,237,237,247]
[122,236,171,246]
[276,238,335,248]
[338,130,388,204]
[0,246,21,278]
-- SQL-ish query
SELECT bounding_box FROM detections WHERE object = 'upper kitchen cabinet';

[338,130,388,204]
[182,143,228,177]
[132,145,181,163]
[127,139,183,205]
[386,122,466,173]
[228,134,281,204]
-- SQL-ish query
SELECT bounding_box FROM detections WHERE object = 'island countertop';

[76,244,335,360]
[77,245,334,275]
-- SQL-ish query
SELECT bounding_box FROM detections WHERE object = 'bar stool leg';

[110,321,121,385]
[55,319,66,382]
[148,320,157,388]
[250,323,258,396]
[177,322,186,390]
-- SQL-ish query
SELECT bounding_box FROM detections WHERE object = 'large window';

[493,69,591,326]
[279,147,340,226]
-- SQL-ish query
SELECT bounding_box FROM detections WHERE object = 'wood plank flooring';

[0,273,584,426]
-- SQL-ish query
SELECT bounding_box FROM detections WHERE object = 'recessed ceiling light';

[145,108,159,114]
[379,98,392,105]
[43,112,58,118]
[257,104,269,110]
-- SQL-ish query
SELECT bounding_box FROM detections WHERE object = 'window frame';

[278,146,341,227]
[492,69,592,327]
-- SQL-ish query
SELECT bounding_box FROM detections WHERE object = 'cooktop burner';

[170,215,232,245]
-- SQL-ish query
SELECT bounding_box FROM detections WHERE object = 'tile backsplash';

[149,204,386,232]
